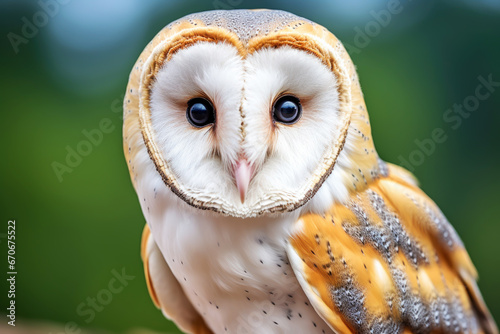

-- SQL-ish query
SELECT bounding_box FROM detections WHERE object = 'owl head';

[124,9,383,218]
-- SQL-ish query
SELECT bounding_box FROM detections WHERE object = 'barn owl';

[123,9,497,334]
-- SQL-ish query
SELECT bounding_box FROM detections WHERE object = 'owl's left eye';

[272,95,302,125]
[186,98,215,128]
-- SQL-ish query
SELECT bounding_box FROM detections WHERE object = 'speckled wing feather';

[141,225,213,334]
[287,163,497,334]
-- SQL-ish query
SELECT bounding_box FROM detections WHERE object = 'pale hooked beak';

[233,158,255,203]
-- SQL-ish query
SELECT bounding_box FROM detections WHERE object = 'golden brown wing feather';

[141,225,213,334]
[288,164,497,334]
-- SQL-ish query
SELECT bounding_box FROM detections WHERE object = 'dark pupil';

[274,96,301,124]
[278,101,298,121]
[190,103,210,124]
[187,99,214,127]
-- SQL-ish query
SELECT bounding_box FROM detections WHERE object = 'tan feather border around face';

[138,27,352,218]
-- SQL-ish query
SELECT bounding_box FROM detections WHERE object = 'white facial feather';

[150,42,243,197]
[243,46,341,203]
[150,43,346,213]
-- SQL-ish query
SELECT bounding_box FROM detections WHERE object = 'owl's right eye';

[186,98,215,128]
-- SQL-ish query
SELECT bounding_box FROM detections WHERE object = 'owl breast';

[143,187,332,334]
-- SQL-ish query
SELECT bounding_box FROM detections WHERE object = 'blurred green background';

[1,0,499,333]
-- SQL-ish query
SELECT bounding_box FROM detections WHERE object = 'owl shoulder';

[287,164,497,333]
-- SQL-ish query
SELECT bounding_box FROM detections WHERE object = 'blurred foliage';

[0,0,499,333]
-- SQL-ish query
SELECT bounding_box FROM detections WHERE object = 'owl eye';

[186,98,215,128]
[272,95,302,124]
